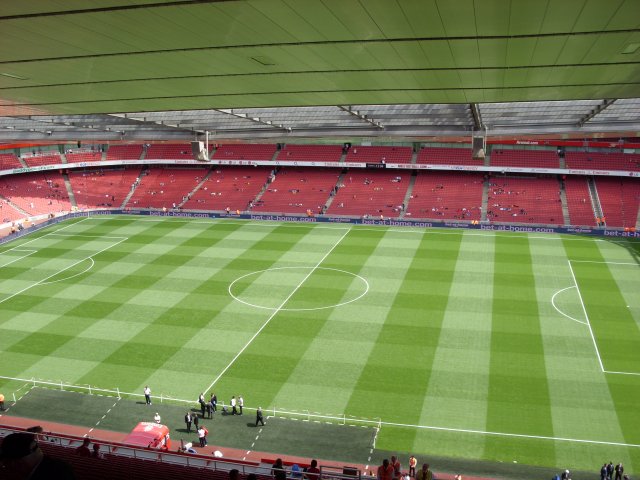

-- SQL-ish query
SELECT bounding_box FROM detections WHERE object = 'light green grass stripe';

[484,235,555,466]
[530,237,631,471]
[263,228,421,417]
[347,231,463,454]
[413,233,495,460]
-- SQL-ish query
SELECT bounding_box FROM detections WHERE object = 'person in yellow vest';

[0,392,5,410]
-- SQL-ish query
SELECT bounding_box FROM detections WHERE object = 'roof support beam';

[577,99,616,127]
[470,103,483,131]
[338,106,384,130]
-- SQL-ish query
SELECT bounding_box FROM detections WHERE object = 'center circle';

[228,266,369,311]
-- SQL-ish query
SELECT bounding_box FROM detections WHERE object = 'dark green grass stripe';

[562,238,640,457]
[344,232,462,433]
[212,228,389,407]
[484,236,555,464]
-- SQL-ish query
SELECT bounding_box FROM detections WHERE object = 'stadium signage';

[1,159,638,178]
[3,210,640,246]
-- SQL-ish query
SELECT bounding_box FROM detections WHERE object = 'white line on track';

[550,286,587,325]
[202,228,351,393]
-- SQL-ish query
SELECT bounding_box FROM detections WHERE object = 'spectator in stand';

[229,469,240,480]
[91,444,102,459]
[377,459,394,480]
[0,432,74,480]
[390,456,401,478]
[305,459,320,480]
[408,455,417,478]
[416,464,433,480]
[291,464,303,480]
[272,458,287,480]
[75,438,91,457]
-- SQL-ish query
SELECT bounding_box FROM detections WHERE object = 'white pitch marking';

[0,237,127,305]
[46,233,128,240]
[567,260,605,372]
[604,370,640,377]
[228,266,369,312]
[570,260,638,266]
[202,228,351,393]
[0,249,36,268]
[39,257,95,285]
[550,286,587,325]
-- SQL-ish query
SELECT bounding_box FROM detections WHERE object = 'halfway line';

[203,227,351,393]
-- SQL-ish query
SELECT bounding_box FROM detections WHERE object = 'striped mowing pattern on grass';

[0,217,638,475]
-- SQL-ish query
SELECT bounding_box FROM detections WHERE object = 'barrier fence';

[0,374,382,432]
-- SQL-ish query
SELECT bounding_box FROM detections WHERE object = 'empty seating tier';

[146,144,194,160]
[22,153,62,167]
[106,145,143,161]
[276,144,343,162]
[211,143,277,161]
[345,146,412,163]
[487,175,563,225]
[490,149,559,168]
[66,151,103,163]
[0,172,71,215]
[416,147,479,165]
[595,177,640,228]
[252,167,340,214]
[69,168,141,209]
[127,168,210,209]
[564,177,596,226]
[406,171,484,221]
[0,153,23,170]
[327,170,409,218]
[565,151,640,171]
[182,166,272,212]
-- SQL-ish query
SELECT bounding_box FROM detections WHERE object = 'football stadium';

[0,2,639,480]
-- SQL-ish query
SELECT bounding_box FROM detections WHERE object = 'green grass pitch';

[0,216,638,475]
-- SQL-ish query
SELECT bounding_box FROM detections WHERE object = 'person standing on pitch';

[144,386,151,405]
[210,392,217,413]
[184,412,192,433]
[238,395,244,415]
[256,406,265,426]
[231,396,238,415]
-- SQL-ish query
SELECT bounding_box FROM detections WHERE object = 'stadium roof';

[0,0,639,143]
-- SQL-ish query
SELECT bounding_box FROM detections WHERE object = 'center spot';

[228,267,369,311]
